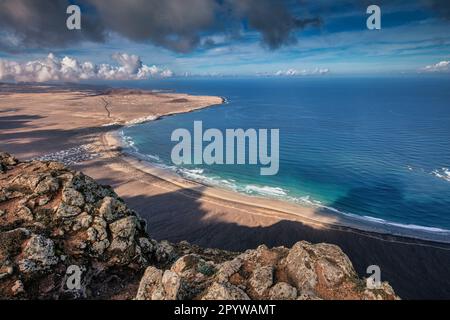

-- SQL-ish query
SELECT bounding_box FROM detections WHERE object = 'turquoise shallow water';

[118,77,450,241]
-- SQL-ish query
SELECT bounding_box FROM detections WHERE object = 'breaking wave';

[243,185,287,196]
[119,133,450,242]
[431,167,450,183]
[170,164,450,238]
[187,169,449,240]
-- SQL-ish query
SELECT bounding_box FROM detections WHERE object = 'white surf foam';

[221,96,230,104]
[126,115,159,125]
[179,168,206,180]
[323,206,450,234]
[171,163,450,237]
[119,131,139,152]
[116,132,450,239]
[280,192,450,236]
[431,167,450,183]
[102,121,121,127]
[243,185,288,197]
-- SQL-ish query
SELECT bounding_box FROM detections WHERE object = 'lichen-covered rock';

[34,176,59,194]
[202,282,250,300]
[56,203,81,218]
[98,197,116,222]
[269,282,297,300]
[18,234,58,273]
[87,217,110,256]
[138,237,154,255]
[107,216,146,265]
[216,257,242,283]
[0,155,155,299]
[71,212,93,232]
[135,266,165,300]
[135,267,188,301]
[0,152,17,166]
[249,265,273,297]
[282,242,320,293]
[153,240,177,264]
[171,254,201,275]
[62,187,85,207]
[109,216,139,239]
[162,270,182,300]
[0,152,18,173]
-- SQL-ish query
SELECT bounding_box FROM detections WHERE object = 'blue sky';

[1,0,450,78]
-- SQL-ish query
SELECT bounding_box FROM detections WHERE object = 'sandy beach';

[1,83,450,299]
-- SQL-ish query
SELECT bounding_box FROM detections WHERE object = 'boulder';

[202,282,250,300]
[249,265,273,297]
[216,257,242,283]
[171,254,200,275]
[62,187,85,207]
[135,266,165,300]
[56,203,82,218]
[0,152,18,172]
[18,234,58,274]
[282,241,319,292]
[162,270,182,300]
[0,153,399,300]
[34,176,59,194]
[269,282,297,300]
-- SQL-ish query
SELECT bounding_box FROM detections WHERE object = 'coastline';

[87,128,450,299]
[2,83,450,298]
[105,129,450,245]
[1,82,448,243]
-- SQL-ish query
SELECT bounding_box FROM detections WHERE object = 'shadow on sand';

[106,183,449,300]
[1,99,448,299]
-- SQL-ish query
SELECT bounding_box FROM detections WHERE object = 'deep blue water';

[118,77,450,241]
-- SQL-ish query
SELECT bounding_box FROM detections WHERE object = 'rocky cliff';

[0,152,398,300]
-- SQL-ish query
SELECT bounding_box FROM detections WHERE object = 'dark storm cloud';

[87,0,218,53]
[0,0,319,52]
[0,0,104,52]
[227,0,322,49]
[423,0,450,19]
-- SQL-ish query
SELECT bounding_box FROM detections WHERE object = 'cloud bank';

[0,0,321,53]
[0,53,173,82]
[421,61,450,72]
[0,0,104,52]
[274,68,330,76]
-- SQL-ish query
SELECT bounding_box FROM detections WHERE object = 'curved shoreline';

[3,84,450,298]
[101,127,450,247]
[2,82,447,245]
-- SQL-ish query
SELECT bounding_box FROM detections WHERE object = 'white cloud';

[274,67,329,76]
[0,53,173,82]
[160,69,174,78]
[421,61,450,73]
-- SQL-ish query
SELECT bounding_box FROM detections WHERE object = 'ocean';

[115,76,450,242]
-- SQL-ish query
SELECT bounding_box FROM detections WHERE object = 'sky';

[0,0,449,81]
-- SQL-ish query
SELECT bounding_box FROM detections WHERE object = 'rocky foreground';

[0,152,398,300]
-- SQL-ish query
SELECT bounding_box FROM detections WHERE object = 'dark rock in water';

[0,151,399,300]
